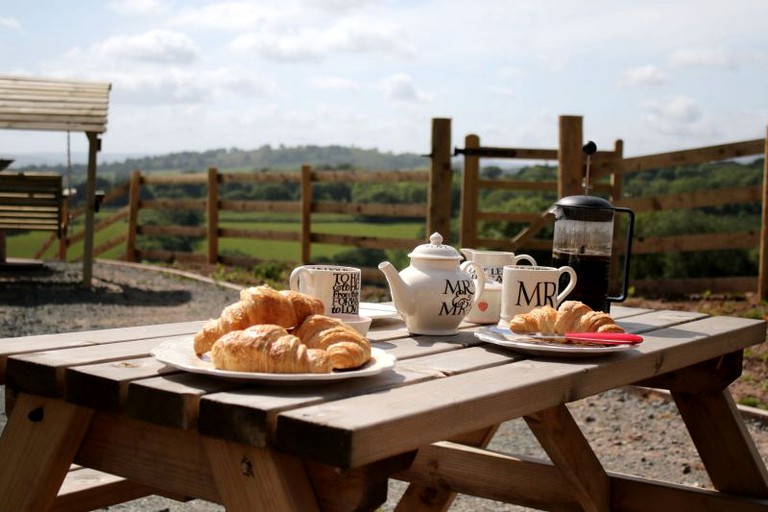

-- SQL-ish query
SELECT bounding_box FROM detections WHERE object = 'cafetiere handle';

[607,206,635,304]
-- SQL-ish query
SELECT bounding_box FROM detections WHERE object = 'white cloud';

[381,74,431,103]
[107,0,170,16]
[309,76,360,91]
[112,71,212,104]
[0,16,20,30]
[171,2,290,31]
[229,17,413,63]
[229,32,324,62]
[619,65,669,87]
[88,29,201,64]
[668,47,741,70]
[641,95,718,138]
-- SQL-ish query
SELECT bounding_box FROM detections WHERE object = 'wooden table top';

[2,306,765,471]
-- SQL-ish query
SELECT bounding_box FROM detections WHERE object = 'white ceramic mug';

[499,265,577,326]
[289,265,361,315]
[460,248,537,284]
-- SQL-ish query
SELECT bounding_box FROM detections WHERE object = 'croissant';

[508,301,624,336]
[194,285,324,355]
[211,324,332,373]
[293,314,372,370]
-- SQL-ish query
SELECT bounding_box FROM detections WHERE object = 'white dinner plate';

[152,336,396,382]
[358,302,401,321]
[475,326,635,357]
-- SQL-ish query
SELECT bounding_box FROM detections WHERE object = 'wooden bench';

[0,172,65,236]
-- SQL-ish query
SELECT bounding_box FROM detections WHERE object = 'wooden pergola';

[0,75,111,286]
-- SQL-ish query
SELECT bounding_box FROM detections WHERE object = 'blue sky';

[1,0,767,164]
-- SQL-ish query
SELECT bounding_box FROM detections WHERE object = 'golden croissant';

[508,301,625,336]
[211,324,332,373]
[194,285,323,355]
[294,314,372,370]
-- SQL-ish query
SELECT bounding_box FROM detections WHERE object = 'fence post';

[301,164,312,264]
[207,167,219,265]
[759,127,768,300]
[429,118,453,241]
[558,115,583,198]
[125,170,141,262]
[460,134,480,248]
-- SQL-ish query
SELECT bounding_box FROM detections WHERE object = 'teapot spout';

[378,261,415,316]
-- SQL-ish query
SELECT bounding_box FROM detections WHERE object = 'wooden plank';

[74,411,221,503]
[64,356,181,412]
[6,337,188,397]
[311,169,428,183]
[621,139,765,174]
[673,388,768,497]
[219,227,299,241]
[204,438,320,511]
[0,393,94,511]
[397,442,583,510]
[0,321,203,382]
[276,316,765,468]
[126,371,246,429]
[460,134,480,249]
[397,442,768,511]
[193,345,515,446]
[524,405,610,511]
[618,185,761,212]
[633,231,758,253]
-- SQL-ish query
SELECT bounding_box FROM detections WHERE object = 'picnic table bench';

[0,172,66,263]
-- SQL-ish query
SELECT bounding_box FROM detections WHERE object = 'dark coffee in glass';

[552,249,611,312]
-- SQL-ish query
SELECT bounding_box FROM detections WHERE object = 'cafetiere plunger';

[550,141,635,313]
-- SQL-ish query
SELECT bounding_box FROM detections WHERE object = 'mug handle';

[289,266,308,291]
[514,254,537,266]
[460,261,487,304]
[555,266,577,306]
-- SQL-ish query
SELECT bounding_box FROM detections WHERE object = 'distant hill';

[14,145,430,180]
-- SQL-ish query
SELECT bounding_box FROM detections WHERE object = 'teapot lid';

[408,232,461,260]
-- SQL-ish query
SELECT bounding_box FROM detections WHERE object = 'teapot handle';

[460,260,487,304]
[607,207,635,304]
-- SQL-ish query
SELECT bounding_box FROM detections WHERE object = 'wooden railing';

[67,166,433,282]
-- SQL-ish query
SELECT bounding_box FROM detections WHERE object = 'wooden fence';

[36,116,768,298]
[457,115,768,298]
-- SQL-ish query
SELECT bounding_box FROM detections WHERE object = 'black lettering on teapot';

[439,279,474,316]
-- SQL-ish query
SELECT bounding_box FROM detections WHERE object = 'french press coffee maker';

[550,142,635,313]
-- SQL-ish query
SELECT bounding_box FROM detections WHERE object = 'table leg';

[525,404,610,512]
[673,388,768,498]
[395,426,499,512]
[204,437,320,512]
[0,393,94,511]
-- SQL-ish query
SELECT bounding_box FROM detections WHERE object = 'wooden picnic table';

[0,305,767,511]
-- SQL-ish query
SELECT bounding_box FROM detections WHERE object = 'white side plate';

[475,327,635,357]
[152,336,396,382]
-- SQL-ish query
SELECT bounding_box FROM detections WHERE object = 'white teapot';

[378,232,486,335]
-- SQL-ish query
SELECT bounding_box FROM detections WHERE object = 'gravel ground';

[1,260,767,511]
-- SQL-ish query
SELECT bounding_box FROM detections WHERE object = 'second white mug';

[499,265,577,326]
